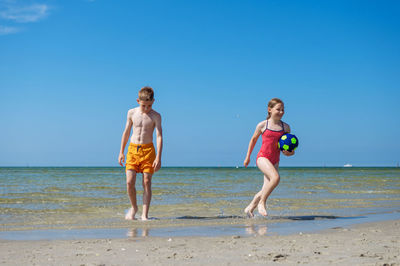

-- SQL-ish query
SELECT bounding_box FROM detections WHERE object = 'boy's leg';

[256,157,280,216]
[141,172,153,220]
[125,169,138,220]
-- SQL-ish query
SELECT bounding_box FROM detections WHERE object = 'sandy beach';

[1,219,399,265]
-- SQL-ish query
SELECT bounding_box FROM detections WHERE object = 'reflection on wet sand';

[123,215,363,238]
[125,223,269,238]
[245,224,268,236]
[127,227,150,237]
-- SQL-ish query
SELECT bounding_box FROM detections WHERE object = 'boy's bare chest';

[131,113,154,129]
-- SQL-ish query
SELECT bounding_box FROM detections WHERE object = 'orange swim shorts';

[126,143,156,173]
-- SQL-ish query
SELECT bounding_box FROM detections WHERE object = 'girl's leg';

[125,170,138,220]
[244,193,259,217]
[244,188,263,217]
[256,157,280,216]
[244,172,273,217]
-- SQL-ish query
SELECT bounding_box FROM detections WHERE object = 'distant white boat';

[343,164,353,167]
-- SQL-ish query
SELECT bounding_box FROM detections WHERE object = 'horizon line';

[0,165,399,168]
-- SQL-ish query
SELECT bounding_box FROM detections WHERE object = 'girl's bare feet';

[244,205,254,218]
[257,203,268,217]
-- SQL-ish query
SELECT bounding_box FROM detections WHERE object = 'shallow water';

[0,167,399,237]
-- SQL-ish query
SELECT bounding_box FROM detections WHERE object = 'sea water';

[0,167,399,239]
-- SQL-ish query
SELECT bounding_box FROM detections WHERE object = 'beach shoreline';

[1,210,399,241]
[1,219,399,265]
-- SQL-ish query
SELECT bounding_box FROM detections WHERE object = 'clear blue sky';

[1,0,399,167]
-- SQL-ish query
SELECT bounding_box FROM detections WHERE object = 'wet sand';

[1,219,399,265]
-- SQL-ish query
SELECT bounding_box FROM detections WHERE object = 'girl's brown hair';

[266,98,284,119]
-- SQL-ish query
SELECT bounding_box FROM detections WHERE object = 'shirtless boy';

[118,87,163,221]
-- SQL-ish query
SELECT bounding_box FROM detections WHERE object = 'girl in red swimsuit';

[243,98,295,217]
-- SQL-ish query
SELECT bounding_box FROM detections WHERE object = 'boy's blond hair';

[138,87,154,101]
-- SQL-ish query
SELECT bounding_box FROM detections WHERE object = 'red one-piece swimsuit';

[257,120,285,165]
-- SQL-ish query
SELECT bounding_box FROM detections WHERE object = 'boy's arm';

[244,122,263,167]
[153,114,163,172]
[118,110,133,166]
[152,113,163,172]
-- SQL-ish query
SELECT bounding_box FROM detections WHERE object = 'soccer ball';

[278,133,299,152]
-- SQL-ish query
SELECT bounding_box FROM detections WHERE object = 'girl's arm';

[243,122,264,167]
[282,122,295,156]
[283,122,291,133]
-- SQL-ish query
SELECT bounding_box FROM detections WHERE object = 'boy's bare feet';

[141,215,149,221]
[257,203,268,217]
[125,207,137,220]
[244,205,254,218]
